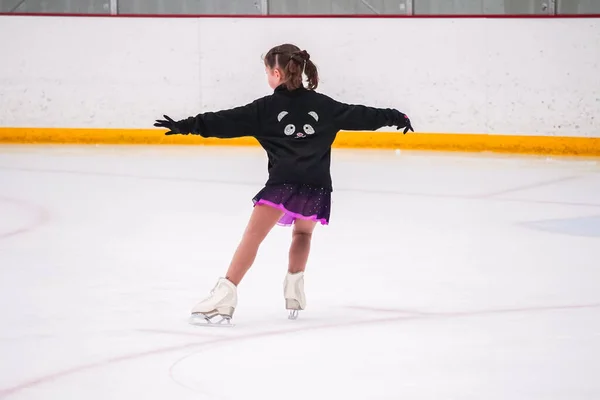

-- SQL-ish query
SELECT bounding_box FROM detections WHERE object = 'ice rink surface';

[0,144,599,400]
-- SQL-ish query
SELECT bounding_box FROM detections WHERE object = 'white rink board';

[0,16,599,136]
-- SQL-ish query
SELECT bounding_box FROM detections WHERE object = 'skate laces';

[201,281,222,302]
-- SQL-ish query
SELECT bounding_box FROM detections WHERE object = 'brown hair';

[264,44,319,91]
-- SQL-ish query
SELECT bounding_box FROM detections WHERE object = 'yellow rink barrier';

[0,127,599,156]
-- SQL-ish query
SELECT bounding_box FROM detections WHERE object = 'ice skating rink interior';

[0,144,599,400]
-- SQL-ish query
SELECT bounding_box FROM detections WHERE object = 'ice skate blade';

[189,313,234,328]
[286,299,302,320]
[288,310,299,320]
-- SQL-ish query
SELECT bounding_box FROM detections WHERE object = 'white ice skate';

[189,278,237,327]
[284,271,306,320]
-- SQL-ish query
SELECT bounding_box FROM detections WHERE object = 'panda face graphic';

[277,111,319,139]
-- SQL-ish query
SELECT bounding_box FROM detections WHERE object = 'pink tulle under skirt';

[252,184,331,227]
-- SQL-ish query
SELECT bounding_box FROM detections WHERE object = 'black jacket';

[179,85,410,191]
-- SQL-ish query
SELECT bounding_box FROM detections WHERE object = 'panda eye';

[303,124,315,135]
[284,124,295,136]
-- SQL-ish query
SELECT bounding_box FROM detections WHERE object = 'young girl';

[154,43,413,326]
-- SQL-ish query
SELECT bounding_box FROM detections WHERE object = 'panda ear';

[277,111,289,122]
[308,111,319,122]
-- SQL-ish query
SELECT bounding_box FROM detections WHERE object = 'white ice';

[0,144,599,400]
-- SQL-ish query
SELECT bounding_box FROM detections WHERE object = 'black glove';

[395,112,414,134]
[154,115,190,135]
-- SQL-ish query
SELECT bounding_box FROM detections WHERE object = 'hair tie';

[290,50,310,64]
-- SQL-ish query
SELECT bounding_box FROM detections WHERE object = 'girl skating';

[154,43,414,326]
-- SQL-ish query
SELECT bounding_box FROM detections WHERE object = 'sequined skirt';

[252,184,331,226]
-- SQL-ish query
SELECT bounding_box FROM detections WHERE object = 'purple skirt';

[252,184,331,226]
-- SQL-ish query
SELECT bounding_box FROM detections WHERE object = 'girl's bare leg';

[288,219,317,274]
[225,204,283,285]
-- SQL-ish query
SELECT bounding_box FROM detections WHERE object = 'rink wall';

[0,15,599,155]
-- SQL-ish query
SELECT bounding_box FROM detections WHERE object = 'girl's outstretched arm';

[154,98,265,138]
[329,98,414,134]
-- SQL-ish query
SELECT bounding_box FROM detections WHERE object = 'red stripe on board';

[1,12,600,19]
